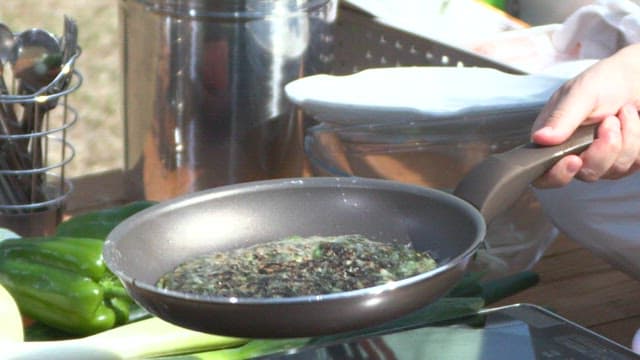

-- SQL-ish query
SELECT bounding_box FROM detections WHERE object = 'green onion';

[160,338,311,360]
[3,317,247,359]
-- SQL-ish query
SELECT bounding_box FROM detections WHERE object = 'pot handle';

[453,124,597,223]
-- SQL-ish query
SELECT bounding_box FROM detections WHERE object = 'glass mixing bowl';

[304,110,558,278]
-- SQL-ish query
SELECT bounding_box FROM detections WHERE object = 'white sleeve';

[533,172,640,280]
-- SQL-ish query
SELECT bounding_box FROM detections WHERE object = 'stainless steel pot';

[120,0,338,200]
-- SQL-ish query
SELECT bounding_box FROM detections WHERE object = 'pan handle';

[453,124,597,223]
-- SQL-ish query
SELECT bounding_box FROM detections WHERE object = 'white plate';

[285,67,567,125]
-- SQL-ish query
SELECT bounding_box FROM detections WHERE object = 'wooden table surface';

[67,169,640,350]
[494,232,640,349]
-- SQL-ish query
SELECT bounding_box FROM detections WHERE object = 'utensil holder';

[0,70,82,236]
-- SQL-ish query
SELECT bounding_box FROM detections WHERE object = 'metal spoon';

[11,28,62,137]
[0,23,29,205]
[0,23,14,89]
[11,28,62,94]
[0,23,19,131]
[10,29,62,203]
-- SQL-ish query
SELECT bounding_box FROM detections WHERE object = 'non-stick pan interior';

[106,177,484,290]
[105,177,485,337]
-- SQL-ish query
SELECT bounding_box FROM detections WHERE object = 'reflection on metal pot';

[120,0,338,200]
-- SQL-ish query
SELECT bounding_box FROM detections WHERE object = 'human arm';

[531,43,640,188]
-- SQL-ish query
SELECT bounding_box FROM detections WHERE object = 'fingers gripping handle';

[453,125,597,223]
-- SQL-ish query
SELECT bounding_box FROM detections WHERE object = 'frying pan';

[104,125,596,338]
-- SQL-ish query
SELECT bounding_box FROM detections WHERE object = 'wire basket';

[0,65,82,236]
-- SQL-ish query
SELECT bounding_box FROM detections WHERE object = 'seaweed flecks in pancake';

[157,234,437,298]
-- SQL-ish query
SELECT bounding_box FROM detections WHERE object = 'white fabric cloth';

[552,0,640,58]
[467,0,640,73]
[534,174,640,280]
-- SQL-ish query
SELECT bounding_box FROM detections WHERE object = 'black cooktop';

[260,304,639,360]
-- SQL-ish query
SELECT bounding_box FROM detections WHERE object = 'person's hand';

[532,44,640,188]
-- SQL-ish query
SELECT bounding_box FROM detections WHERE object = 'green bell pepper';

[0,236,132,336]
[0,236,106,281]
[55,200,156,240]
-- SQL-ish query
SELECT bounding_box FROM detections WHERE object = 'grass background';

[0,1,122,176]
